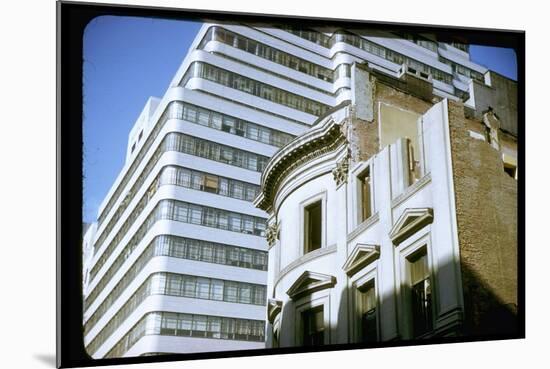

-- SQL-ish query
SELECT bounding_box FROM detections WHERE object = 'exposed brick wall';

[350,80,433,163]
[447,100,518,336]
[375,81,432,115]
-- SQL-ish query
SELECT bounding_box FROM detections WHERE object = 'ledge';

[391,173,431,209]
[347,213,379,243]
[274,244,337,290]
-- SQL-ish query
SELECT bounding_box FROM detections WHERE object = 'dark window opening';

[302,306,324,346]
[504,164,516,179]
[358,168,372,222]
[409,249,433,337]
[305,200,322,253]
[360,281,377,343]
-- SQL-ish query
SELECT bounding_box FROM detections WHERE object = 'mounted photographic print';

[57,1,524,367]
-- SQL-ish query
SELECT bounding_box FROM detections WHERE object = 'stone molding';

[342,243,380,277]
[332,153,350,187]
[255,103,350,211]
[391,173,432,209]
[347,212,379,243]
[286,271,337,300]
[274,245,337,290]
[265,222,279,248]
[267,299,283,324]
[389,207,434,245]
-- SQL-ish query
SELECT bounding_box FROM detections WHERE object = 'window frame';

[294,293,330,346]
[350,255,380,343]
[350,160,376,230]
[407,248,433,337]
[300,191,327,256]
[395,230,437,339]
[357,279,378,343]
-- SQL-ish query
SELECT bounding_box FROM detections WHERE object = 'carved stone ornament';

[266,222,279,247]
[332,154,350,186]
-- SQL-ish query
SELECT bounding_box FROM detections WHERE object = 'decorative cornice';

[342,244,380,277]
[332,152,350,187]
[265,222,279,248]
[255,102,351,212]
[286,271,337,300]
[389,207,434,245]
[267,299,282,324]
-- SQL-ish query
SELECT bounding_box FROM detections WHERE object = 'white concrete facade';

[83,22,496,358]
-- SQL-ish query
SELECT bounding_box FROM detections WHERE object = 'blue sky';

[83,16,201,223]
[82,16,518,223]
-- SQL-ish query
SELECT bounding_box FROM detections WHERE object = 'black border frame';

[57,1,525,367]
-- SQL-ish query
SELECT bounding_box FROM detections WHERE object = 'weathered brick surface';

[346,77,518,336]
[447,100,518,336]
[350,81,432,163]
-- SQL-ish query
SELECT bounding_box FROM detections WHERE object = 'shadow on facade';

[459,262,519,338]
[270,258,521,354]
[330,258,520,351]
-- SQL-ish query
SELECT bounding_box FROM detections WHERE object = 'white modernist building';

[82,22,514,357]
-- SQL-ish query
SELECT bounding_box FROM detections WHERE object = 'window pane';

[305,201,322,253]
[239,284,252,304]
[184,277,197,297]
[211,279,224,301]
[167,275,182,295]
[359,168,372,221]
[361,282,377,343]
[178,314,192,335]
[302,306,324,346]
[409,250,432,337]
[224,281,238,302]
